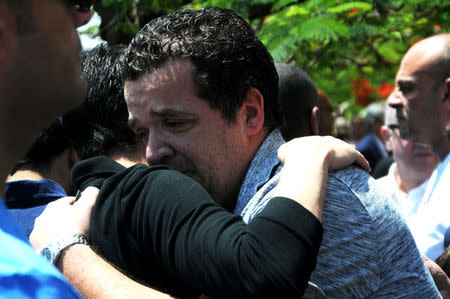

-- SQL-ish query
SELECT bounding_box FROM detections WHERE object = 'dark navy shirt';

[5,179,67,237]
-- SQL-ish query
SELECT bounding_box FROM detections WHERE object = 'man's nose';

[388,90,403,108]
[145,132,175,165]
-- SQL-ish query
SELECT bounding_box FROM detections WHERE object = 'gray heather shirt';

[236,129,440,298]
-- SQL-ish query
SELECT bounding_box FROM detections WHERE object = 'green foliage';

[86,0,449,118]
[328,2,371,14]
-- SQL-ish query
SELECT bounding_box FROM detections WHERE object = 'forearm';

[158,197,322,297]
[57,244,172,299]
[88,166,324,297]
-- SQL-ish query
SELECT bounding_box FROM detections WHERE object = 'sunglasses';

[71,0,94,13]
[388,125,400,130]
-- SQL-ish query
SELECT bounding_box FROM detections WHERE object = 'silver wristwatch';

[40,234,88,264]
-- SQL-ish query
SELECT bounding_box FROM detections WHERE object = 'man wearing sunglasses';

[0,0,92,297]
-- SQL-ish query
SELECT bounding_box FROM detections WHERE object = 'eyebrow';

[149,108,198,118]
[128,108,198,128]
[396,78,416,86]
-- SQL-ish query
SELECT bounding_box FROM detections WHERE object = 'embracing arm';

[30,136,368,298]
[29,187,172,299]
[108,136,368,297]
[57,245,171,299]
[274,135,369,221]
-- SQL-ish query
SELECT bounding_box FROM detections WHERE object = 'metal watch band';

[40,234,88,265]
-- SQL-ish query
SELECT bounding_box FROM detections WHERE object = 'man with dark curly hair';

[31,7,439,298]
[119,7,437,296]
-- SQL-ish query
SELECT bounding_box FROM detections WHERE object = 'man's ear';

[310,106,319,135]
[380,125,393,152]
[241,88,265,136]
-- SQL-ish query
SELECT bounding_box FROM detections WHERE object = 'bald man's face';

[389,41,448,153]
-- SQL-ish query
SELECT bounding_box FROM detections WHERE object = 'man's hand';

[30,187,100,252]
[275,136,369,222]
[423,255,450,298]
[278,136,370,173]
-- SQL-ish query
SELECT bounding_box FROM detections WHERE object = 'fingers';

[29,187,100,252]
[45,196,76,205]
[278,136,371,173]
[351,150,371,173]
[74,187,99,210]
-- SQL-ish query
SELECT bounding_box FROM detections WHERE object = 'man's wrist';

[40,234,89,265]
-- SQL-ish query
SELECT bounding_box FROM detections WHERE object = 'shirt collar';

[234,129,285,215]
[5,179,67,209]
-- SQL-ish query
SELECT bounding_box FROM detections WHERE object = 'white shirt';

[411,153,450,260]
[377,163,429,220]
[378,155,450,260]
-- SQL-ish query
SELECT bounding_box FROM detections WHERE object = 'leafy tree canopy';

[85,0,449,117]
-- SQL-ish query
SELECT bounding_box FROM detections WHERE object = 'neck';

[6,170,44,182]
[110,155,146,168]
[394,164,427,194]
[220,127,271,213]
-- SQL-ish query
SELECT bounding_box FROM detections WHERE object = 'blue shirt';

[236,129,440,297]
[6,179,67,238]
[0,199,81,298]
[355,133,387,170]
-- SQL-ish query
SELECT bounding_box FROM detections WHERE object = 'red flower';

[348,8,358,15]
[351,78,373,107]
[375,82,394,98]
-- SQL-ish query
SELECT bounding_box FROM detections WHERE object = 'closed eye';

[163,118,197,133]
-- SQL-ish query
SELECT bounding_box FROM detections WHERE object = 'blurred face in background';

[382,125,439,183]
[0,0,92,182]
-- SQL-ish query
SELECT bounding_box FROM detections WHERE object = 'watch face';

[41,247,56,264]
[40,235,87,265]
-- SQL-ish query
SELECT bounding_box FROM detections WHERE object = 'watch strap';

[40,234,88,264]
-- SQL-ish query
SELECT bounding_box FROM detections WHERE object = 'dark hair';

[121,7,280,127]
[11,43,141,173]
[68,43,139,160]
[10,117,70,176]
[71,0,93,13]
[80,43,129,131]
[275,63,318,140]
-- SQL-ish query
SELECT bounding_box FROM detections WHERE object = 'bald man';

[388,33,450,296]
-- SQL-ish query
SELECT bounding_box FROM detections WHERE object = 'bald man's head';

[388,34,450,159]
[404,34,450,86]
